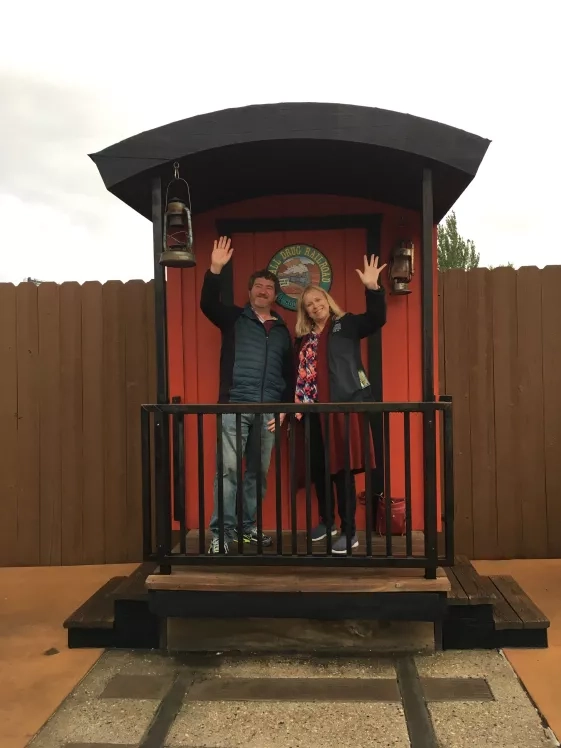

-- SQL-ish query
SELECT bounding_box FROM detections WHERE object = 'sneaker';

[311,523,338,542]
[331,534,359,555]
[208,537,229,554]
[236,528,273,547]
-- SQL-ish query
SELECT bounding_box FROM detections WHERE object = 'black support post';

[151,177,171,573]
[421,167,434,403]
[421,167,438,579]
[152,176,169,405]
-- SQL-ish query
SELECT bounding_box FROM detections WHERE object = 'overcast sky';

[1,0,559,283]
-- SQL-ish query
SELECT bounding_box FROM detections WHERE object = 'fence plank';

[103,281,128,563]
[492,268,522,558]
[542,266,561,557]
[441,270,473,557]
[16,283,41,566]
[60,283,84,565]
[146,280,157,403]
[38,283,62,565]
[82,282,105,564]
[467,269,498,559]
[0,284,19,567]
[517,267,548,558]
[438,274,446,394]
[124,280,149,562]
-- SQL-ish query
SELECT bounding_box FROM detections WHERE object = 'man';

[200,236,294,554]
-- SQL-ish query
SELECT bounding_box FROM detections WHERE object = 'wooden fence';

[1,267,560,566]
[0,281,156,567]
[439,267,561,560]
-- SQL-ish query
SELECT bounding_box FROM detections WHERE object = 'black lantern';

[159,162,196,268]
[389,240,414,294]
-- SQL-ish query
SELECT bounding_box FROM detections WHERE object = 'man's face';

[249,277,276,311]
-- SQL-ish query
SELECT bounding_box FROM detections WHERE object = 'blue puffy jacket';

[200,270,294,403]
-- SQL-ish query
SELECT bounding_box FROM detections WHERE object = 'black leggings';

[308,414,357,535]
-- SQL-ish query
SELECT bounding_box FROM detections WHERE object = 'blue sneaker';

[311,524,338,542]
[331,534,359,555]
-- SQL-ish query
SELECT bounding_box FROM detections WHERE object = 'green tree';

[437,211,480,271]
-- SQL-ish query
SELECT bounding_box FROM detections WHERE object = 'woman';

[294,254,387,554]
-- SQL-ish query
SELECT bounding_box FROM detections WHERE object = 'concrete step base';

[165,617,436,655]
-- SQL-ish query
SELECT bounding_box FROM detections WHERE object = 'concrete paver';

[26,650,559,748]
[167,701,409,747]
[415,650,555,748]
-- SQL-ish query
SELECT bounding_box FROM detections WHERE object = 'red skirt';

[293,410,376,488]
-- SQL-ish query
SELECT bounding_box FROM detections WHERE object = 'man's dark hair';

[248,269,280,296]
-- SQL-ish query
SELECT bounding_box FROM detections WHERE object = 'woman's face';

[303,290,329,324]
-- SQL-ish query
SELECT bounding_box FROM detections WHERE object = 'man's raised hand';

[210,236,234,274]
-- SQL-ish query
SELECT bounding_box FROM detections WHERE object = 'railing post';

[171,396,186,554]
[423,406,438,579]
[304,413,313,556]
[255,413,264,555]
[236,413,244,555]
[383,412,393,558]
[440,395,455,565]
[274,412,283,554]
[403,412,413,557]
[289,414,298,555]
[154,407,172,574]
[141,407,152,560]
[197,414,206,555]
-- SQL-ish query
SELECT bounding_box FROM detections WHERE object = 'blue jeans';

[210,412,275,539]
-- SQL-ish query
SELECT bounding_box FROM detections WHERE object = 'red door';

[229,227,372,531]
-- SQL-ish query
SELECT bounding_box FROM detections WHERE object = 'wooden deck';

[177,529,427,557]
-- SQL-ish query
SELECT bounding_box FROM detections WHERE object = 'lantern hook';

[165,161,192,213]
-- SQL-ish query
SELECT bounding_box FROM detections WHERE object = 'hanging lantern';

[389,240,414,294]
[159,162,196,268]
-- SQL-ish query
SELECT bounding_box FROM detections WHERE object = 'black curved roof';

[89,102,490,222]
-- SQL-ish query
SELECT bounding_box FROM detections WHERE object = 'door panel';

[231,228,371,531]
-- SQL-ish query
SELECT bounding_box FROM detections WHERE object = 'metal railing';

[141,400,454,577]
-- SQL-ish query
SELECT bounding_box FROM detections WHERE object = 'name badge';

[358,369,370,389]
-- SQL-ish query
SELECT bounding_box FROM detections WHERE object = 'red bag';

[375,496,406,536]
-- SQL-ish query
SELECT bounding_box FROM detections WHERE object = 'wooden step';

[442,559,550,649]
[146,565,450,594]
[63,576,124,630]
[63,566,161,650]
[63,576,125,649]
[445,556,495,605]
[489,575,549,630]
[113,562,157,601]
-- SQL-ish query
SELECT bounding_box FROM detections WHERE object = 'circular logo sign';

[267,244,333,311]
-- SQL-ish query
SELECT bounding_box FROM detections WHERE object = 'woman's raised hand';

[355,254,387,290]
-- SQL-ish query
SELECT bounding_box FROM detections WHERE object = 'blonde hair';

[295,285,345,337]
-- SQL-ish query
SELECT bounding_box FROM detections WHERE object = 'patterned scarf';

[295,332,320,405]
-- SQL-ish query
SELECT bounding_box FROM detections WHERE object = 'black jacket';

[200,270,294,404]
[295,287,387,402]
